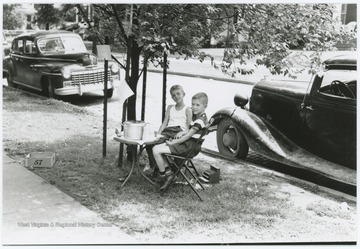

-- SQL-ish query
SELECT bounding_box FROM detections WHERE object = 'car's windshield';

[38,35,87,54]
[319,69,357,99]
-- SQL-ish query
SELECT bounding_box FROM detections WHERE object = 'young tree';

[3,4,23,30]
[79,4,356,119]
[80,4,224,120]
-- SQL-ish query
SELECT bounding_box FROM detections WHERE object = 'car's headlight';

[111,63,119,74]
[62,68,71,79]
[90,54,97,65]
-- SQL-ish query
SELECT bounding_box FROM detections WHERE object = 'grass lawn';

[2,86,357,244]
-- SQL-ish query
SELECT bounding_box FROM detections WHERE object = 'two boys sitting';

[146,85,209,190]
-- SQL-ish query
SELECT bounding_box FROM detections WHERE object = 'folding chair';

[161,118,215,201]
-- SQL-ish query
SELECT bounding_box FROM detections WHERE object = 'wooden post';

[102,36,110,158]
[141,56,148,121]
[162,51,167,121]
[103,59,108,157]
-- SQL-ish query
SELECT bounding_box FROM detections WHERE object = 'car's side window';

[24,40,37,54]
[13,39,24,54]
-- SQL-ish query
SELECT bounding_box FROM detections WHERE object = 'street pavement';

[2,153,138,245]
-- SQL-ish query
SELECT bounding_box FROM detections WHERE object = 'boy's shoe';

[156,174,166,185]
[160,171,175,190]
[156,167,172,184]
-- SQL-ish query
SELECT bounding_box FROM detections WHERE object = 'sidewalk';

[2,153,137,245]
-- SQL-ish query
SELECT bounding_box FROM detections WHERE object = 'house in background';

[16,3,37,30]
[340,4,357,25]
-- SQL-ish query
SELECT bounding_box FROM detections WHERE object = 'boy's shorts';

[168,137,202,158]
[145,126,183,168]
[161,126,183,139]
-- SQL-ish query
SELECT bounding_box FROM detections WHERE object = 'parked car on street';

[3,30,119,98]
[211,54,356,185]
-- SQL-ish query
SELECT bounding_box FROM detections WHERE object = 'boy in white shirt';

[152,92,209,190]
[145,85,192,172]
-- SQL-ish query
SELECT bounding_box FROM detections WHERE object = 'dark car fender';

[212,107,356,186]
[3,54,13,77]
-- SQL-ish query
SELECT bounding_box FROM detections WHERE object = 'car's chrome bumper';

[55,83,113,96]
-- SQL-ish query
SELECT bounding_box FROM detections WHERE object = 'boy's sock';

[157,170,167,184]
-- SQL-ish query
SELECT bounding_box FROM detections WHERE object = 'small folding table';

[113,134,163,187]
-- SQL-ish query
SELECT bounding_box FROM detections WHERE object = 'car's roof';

[324,54,357,66]
[323,54,357,70]
[14,30,78,40]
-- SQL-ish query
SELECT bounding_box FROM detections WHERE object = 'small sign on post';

[96,45,112,61]
[97,44,111,158]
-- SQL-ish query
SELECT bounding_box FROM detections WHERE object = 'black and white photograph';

[1,1,358,246]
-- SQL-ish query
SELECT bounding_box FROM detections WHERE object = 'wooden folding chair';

[161,118,215,201]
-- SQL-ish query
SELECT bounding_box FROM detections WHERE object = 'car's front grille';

[71,69,112,85]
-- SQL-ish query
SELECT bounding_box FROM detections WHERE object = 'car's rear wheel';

[216,118,249,159]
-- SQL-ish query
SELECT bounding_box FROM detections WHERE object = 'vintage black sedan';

[3,30,119,98]
[212,54,356,185]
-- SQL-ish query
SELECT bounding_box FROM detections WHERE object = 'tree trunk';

[127,42,141,120]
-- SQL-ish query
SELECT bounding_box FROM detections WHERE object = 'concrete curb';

[107,51,257,85]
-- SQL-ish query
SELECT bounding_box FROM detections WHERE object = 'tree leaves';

[3,4,23,30]
[214,4,356,78]
[34,4,61,30]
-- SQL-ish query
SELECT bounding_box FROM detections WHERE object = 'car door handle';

[305,105,314,111]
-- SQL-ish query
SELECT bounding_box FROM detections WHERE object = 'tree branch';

[77,4,126,70]
[76,4,93,29]
[111,55,126,70]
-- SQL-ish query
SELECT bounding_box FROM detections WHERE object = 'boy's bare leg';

[152,144,171,172]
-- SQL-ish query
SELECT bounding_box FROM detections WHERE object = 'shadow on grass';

[3,86,104,114]
[3,87,88,114]
[3,86,309,241]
